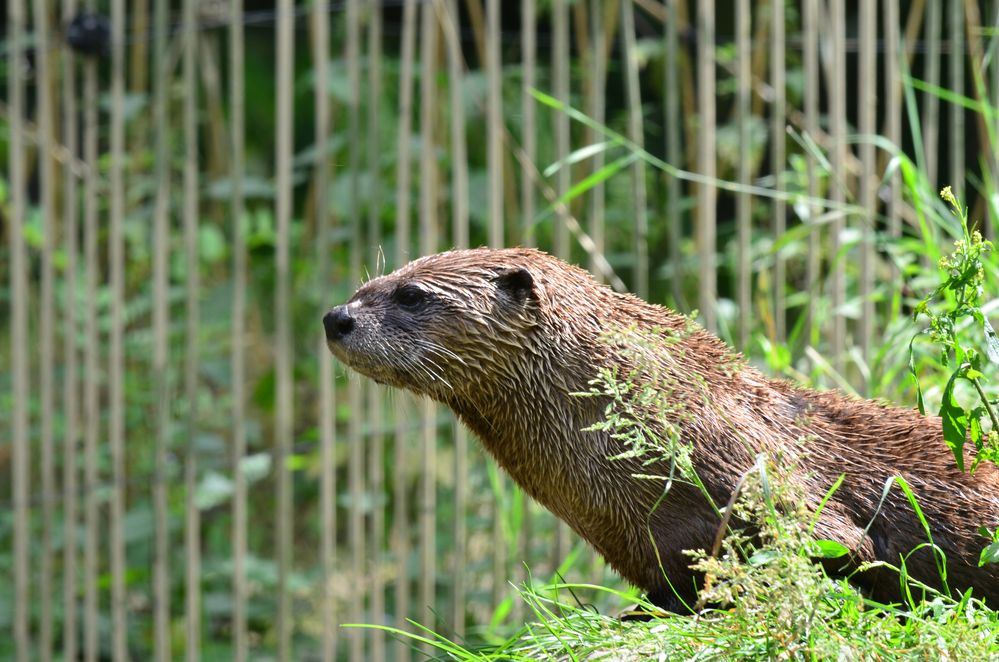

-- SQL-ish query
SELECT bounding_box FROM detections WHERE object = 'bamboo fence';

[4,1,999,660]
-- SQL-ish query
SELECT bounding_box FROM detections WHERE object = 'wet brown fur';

[326,247,999,610]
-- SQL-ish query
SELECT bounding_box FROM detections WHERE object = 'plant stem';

[964,362,999,432]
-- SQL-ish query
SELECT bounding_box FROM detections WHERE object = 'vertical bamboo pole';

[574,3,591,109]
[464,0,486,62]
[368,6,384,260]
[665,0,683,306]
[366,6,387,658]
[32,1,57,657]
[830,0,847,372]
[487,0,503,248]
[804,0,820,346]
[991,0,999,236]
[229,0,249,659]
[923,0,942,186]
[275,0,295,657]
[992,0,999,231]
[619,1,647,299]
[749,2,769,118]
[82,16,100,660]
[196,34,229,180]
[130,0,149,97]
[586,0,612,585]
[182,0,202,656]
[484,0,507,612]
[696,0,716,332]
[314,0,335,656]
[859,0,877,385]
[129,0,150,177]
[553,0,570,259]
[678,5,697,203]
[885,0,902,238]
[516,0,535,603]
[392,2,418,659]
[440,0,469,637]
[736,0,751,349]
[366,345,386,660]
[346,1,366,659]
[588,0,607,274]
[551,0,571,569]
[950,0,965,195]
[395,0,418,264]
[8,0,30,658]
[522,0,536,246]
[771,0,786,341]
[453,358,471,634]
[152,0,172,658]
[419,2,440,645]
[444,0,469,251]
[881,2,925,165]
[966,0,994,252]
[109,1,129,657]
[61,1,81,657]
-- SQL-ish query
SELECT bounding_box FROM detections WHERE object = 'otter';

[323,247,999,611]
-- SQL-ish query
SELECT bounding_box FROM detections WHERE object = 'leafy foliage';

[911,187,999,472]
[7,4,999,658]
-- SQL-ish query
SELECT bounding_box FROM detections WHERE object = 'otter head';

[323,249,546,404]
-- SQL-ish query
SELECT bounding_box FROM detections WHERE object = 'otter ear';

[493,267,535,303]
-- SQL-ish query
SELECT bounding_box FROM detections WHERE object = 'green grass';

[351,498,999,660]
[353,469,999,660]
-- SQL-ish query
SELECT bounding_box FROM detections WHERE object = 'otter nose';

[323,305,355,341]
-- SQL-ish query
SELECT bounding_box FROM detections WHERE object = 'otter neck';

[442,333,625,503]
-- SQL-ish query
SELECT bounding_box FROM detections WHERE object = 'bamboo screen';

[4,1,999,660]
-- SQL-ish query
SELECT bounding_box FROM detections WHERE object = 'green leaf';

[748,550,780,566]
[556,153,638,208]
[534,152,638,227]
[979,541,999,566]
[971,415,984,451]
[909,76,999,118]
[982,316,999,364]
[489,597,514,630]
[939,372,968,472]
[810,539,850,559]
[196,472,234,511]
[542,141,616,177]
[809,473,845,536]
[285,454,309,471]
[23,210,46,248]
[908,335,925,415]
[240,453,272,483]
[199,224,228,264]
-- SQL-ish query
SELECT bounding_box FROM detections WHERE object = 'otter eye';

[393,285,427,309]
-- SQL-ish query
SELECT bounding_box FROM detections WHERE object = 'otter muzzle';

[323,305,355,341]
